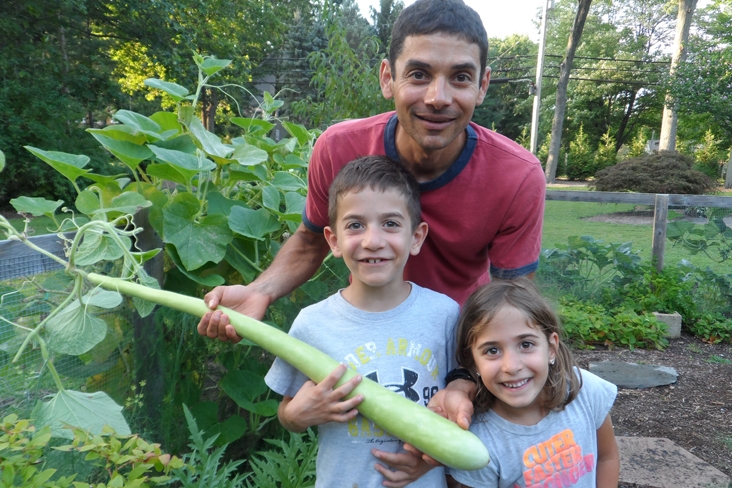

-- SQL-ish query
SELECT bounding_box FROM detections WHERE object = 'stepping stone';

[589,361,677,388]
[617,437,730,488]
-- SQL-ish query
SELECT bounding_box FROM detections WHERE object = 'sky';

[355,0,546,41]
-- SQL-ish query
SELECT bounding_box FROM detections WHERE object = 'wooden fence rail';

[546,190,732,271]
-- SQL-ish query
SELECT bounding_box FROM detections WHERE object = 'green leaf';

[200,57,232,76]
[31,389,130,439]
[206,192,248,216]
[220,370,277,416]
[282,121,310,146]
[46,300,108,355]
[228,207,280,240]
[81,289,122,309]
[10,196,63,217]
[284,191,306,218]
[107,192,152,216]
[151,134,196,153]
[113,110,162,137]
[262,186,281,212]
[224,240,259,283]
[149,111,183,136]
[231,143,269,166]
[230,117,275,135]
[282,154,308,169]
[162,193,233,270]
[145,164,189,186]
[89,133,153,171]
[87,126,147,145]
[75,231,130,266]
[187,118,233,158]
[144,79,189,102]
[0,149,4,172]
[75,190,101,216]
[148,145,215,181]
[166,244,225,287]
[272,171,306,191]
[132,270,160,318]
[25,146,91,184]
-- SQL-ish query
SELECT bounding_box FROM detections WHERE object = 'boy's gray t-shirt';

[448,369,617,488]
[265,283,460,488]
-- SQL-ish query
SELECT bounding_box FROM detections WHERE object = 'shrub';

[592,151,716,194]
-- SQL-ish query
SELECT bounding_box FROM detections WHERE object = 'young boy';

[264,156,460,487]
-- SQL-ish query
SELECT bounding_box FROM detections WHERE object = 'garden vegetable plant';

[0,55,489,471]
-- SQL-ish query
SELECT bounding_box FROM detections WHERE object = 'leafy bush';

[565,125,594,180]
[592,151,716,194]
[687,314,732,344]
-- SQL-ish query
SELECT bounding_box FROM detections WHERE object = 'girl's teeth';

[503,379,529,388]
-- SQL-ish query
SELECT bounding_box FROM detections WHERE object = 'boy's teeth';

[366,259,382,263]
[503,379,529,388]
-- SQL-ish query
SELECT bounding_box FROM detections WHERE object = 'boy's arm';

[277,364,364,433]
[595,414,620,488]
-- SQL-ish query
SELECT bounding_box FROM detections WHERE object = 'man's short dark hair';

[389,0,489,77]
[328,156,421,230]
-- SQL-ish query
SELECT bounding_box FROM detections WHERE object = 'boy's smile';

[324,188,427,311]
[471,306,559,425]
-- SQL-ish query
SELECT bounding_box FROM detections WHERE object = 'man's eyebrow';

[402,60,478,72]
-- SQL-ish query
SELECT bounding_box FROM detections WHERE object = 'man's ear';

[410,222,429,256]
[380,59,394,100]
[476,66,491,106]
[323,226,343,258]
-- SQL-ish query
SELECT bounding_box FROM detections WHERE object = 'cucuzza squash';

[86,272,490,470]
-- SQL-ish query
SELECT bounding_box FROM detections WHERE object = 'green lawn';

[542,198,732,275]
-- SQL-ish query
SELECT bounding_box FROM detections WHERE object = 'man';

[199,0,545,482]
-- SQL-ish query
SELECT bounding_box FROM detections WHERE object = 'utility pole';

[530,0,553,155]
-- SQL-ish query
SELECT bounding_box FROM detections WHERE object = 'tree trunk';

[614,89,638,152]
[205,88,218,132]
[544,0,593,183]
[725,148,732,189]
[658,0,698,152]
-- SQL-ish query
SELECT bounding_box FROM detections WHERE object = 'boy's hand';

[372,446,437,487]
[278,364,364,432]
[197,285,271,343]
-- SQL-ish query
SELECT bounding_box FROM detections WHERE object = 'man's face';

[380,33,490,159]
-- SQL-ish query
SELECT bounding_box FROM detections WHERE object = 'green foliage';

[166,405,248,487]
[593,152,716,194]
[687,314,732,344]
[559,299,668,350]
[626,129,648,159]
[244,429,318,488]
[693,129,724,179]
[593,130,617,173]
[565,125,594,180]
[667,207,732,263]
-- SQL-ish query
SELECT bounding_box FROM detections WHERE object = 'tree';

[658,0,699,151]
[545,0,593,183]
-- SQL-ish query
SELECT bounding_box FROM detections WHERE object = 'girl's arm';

[595,414,620,488]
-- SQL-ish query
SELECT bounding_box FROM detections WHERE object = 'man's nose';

[425,77,451,109]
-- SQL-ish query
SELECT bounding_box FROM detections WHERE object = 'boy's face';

[324,188,427,294]
[379,33,490,158]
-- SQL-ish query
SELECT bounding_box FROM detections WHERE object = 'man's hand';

[197,285,271,343]
[372,445,437,487]
[427,379,476,430]
[278,364,364,433]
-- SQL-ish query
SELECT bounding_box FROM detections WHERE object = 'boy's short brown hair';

[328,156,421,230]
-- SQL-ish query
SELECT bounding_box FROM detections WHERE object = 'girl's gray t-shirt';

[265,283,460,488]
[449,369,617,488]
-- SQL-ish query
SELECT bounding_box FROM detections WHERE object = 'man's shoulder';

[321,112,394,138]
[470,122,540,166]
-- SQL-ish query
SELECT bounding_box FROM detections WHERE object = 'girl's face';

[471,305,559,425]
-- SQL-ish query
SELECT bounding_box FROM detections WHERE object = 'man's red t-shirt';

[303,112,545,305]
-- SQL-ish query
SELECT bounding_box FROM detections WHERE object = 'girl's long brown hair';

[456,278,582,415]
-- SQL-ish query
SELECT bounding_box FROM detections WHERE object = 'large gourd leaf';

[188,118,233,159]
[46,299,107,355]
[87,126,148,145]
[228,207,280,240]
[231,143,269,166]
[75,231,131,266]
[199,57,232,76]
[10,197,63,217]
[32,389,130,439]
[272,171,306,191]
[166,245,224,287]
[24,146,91,184]
[162,193,233,270]
[220,370,278,417]
[144,78,190,102]
[230,117,275,135]
[282,121,311,146]
[148,145,215,181]
[89,133,153,171]
[261,186,281,212]
[284,192,305,221]
[132,270,160,318]
[113,110,164,140]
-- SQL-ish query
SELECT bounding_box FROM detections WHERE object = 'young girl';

[447,279,619,488]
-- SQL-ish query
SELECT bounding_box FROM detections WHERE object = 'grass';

[542,196,732,275]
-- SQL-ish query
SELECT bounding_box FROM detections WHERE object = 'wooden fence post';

[652,194,669,272]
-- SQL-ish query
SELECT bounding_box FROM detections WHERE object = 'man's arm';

[197,223,331,342]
